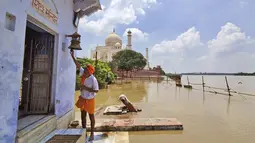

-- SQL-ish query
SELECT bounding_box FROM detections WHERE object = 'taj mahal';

[90,29,133,62]
[90,29,150,69]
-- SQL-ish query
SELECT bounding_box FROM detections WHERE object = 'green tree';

[76,58,115,89]
[111,50,147,75]
[158,67,166,75]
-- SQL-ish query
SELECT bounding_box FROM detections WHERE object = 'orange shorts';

[75,96,95,114]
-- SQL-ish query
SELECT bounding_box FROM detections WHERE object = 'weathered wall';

[0,1,28,142]
[0,0,77,142]
[52,0,76,119]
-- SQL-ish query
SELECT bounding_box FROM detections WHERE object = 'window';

[5,12,16,31]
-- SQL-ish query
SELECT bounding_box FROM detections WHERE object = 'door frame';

[24,14,59,114]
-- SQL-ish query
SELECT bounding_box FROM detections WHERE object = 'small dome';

[114,42,121,49]
[105,31,122,46]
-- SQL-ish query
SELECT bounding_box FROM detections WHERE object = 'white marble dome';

[105,31,122,46]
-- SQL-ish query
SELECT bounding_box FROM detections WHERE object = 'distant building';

[0,0,101,142]
[91,29,132,62]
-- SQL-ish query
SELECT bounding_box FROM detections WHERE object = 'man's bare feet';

[88,134,94,141]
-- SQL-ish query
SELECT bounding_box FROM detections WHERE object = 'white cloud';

[79,0,157,35]
[151,23,255,73]
[197,56,207,61]
[150,27,204,73]
[205,23,255,72]
[123,28,149,42]
[77,44,97,58]
[208,22,249,54]
[136,8,146,15]
[93,5,106,18]
[151,27,203,56]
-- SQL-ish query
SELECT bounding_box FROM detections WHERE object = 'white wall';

[0,0,77,142]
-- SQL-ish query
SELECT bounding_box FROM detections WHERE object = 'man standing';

[70,50,99,141]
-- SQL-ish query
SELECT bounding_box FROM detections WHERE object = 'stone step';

[39,129,86,143]
[74,118,183,132]
[17,115,56,143]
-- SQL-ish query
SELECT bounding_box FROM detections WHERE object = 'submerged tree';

[111,50,147,76]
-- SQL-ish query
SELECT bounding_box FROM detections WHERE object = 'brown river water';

[75,76,255,143]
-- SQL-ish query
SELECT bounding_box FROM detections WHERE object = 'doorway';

[19,21,55,118]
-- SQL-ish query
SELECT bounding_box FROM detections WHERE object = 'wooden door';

[22,27,54,114]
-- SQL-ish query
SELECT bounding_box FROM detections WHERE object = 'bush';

[75,58,115,89]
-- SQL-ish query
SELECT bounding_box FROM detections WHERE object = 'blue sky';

[77,0,255,73]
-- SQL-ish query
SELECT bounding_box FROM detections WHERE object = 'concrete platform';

[81,118,183,132]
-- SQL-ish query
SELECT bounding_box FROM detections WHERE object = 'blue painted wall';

[52,0,77,118]
[0,0,77,142]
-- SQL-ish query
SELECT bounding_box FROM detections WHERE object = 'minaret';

[126,30,132,49]
[146,48,150,69]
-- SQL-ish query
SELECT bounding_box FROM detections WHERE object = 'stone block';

[83,118,183,132]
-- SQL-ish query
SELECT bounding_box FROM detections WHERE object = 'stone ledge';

[17,115,56,143]
[75,118,183,132]
[39,129,86,143]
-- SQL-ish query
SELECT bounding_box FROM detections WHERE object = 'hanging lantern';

[66,32,82,50]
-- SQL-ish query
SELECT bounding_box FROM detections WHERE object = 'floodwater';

[75,76,255,143]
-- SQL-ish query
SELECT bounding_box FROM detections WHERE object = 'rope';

[205,86,227,91]
[205,90,230,96]
[187,80,255,98]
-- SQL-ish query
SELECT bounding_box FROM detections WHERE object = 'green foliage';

[159,67,166,75]
[111,50,147,72]
[75,58,115,89]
